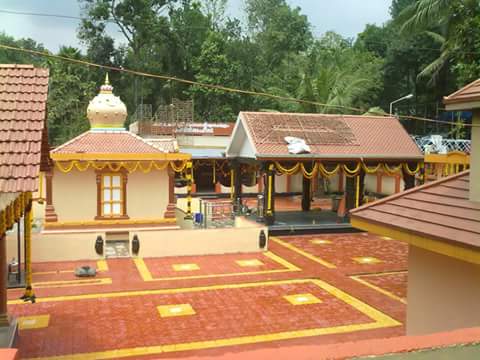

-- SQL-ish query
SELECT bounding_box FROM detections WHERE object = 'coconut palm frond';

[400,0,450,34]
[424,31,446,45]
[417,49,451,86]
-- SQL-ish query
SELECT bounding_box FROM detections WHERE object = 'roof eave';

[254,154,424,161]
[444,98,480,111]
[50,152,191,161]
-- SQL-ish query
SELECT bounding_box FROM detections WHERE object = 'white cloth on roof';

[284,136,311,154]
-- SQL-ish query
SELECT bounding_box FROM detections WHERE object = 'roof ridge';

[50,131,91,154]
[240,111,395,120]
[125,130,173,153]
[351,170,469,214]
[444,78,480,100]
[0,64,35,68]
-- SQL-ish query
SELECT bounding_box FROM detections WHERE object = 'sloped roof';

[0,64,49,192]
[230,112,422,160]
[351,171,480,251]
[50,130,187,161]
[443,78,480,107]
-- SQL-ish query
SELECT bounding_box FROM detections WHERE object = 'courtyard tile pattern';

[8,233,409,359]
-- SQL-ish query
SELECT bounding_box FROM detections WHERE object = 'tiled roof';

[443,78,480,105]
[240,112,422,160]
[0,64,49,192]
[351,171,480,250]
[51,130,178,158]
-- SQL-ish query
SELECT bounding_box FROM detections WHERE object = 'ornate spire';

[87,73,127,129]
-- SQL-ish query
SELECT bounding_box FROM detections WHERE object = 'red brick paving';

[355,272,408,302]
[144,252,286,279]
[8,232,409,359]
[278,233,408,274]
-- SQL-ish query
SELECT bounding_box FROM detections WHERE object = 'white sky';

[0,0,392,52]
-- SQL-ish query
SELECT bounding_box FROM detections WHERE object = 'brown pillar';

[0,211,8,325]
[376,172,383,193]
[395,174,401,193]
[338,170,344,192]
[286,174,291,193]
[96,173,102,218]
[164,169,176,219]
[44,170,58,222]
[345,176,356,211]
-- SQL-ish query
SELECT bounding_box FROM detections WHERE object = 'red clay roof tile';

[351,171,480,250]
[239,112,422,160]
[51,130,178,158]
[443,78,480,105]
[0,64,49,192]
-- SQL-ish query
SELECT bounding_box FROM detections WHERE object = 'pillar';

[21,194,35,302]
[264,163,275,226]
[402,162,416,191]
[470,110,480,201]
[231,161,242,207]
[0,210,9,325]
[338,169,344,192]
[301,162,312,211]
[164,169,176,219]
[376,172,383,193]
[44,170,58,222]
[345,167,365,211]
[184,162,193,220]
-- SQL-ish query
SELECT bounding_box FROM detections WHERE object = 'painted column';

[21,193,35,302]
[470,110,480,201]
[301,162,312,211]
[44,170,58,222]
[376,172,383,193]
[184,162,193,220]
[358,169,366,206]
[164,169,176,219]
[338,169,344,192]
[0,210,8,325]
[265,163,275,226]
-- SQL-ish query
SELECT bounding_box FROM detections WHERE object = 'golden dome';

[87,74,127,129]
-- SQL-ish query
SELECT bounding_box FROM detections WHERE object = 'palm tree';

[397,0,477,86]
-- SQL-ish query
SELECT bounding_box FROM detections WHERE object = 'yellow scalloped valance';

[55,160,189,174]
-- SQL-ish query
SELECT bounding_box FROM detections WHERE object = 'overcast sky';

[0,0,392,52]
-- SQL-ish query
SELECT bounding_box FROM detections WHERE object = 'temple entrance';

[194,163,215,193]
[105,232,130,258]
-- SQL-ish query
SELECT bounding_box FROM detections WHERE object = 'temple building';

[44,76,190,255]
[351,78,480,335]
[226,112,423,230]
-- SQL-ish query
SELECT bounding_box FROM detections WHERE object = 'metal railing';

[197,199,234,229]
[412,135,471,154]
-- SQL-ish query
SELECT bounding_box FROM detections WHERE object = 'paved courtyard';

[8,233,408,359]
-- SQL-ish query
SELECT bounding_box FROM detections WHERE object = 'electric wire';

[0,42,478,128]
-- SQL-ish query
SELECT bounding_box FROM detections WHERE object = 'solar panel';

[251,115,358,146]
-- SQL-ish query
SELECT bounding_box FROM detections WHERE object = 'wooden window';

[96,172,128,219]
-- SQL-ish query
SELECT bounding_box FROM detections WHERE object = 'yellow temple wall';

[407,245,480,335]
[52,167,97,221]
[126,170,168,219]
[51,167,170,222]
[8,219,266,262]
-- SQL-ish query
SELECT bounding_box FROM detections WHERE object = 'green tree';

[46,47,97,145]
[190,31,241,121]
[245,0,312,68]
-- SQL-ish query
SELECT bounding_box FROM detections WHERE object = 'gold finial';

[105,73,110,85]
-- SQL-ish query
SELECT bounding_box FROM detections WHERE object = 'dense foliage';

[0,0,479,144]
